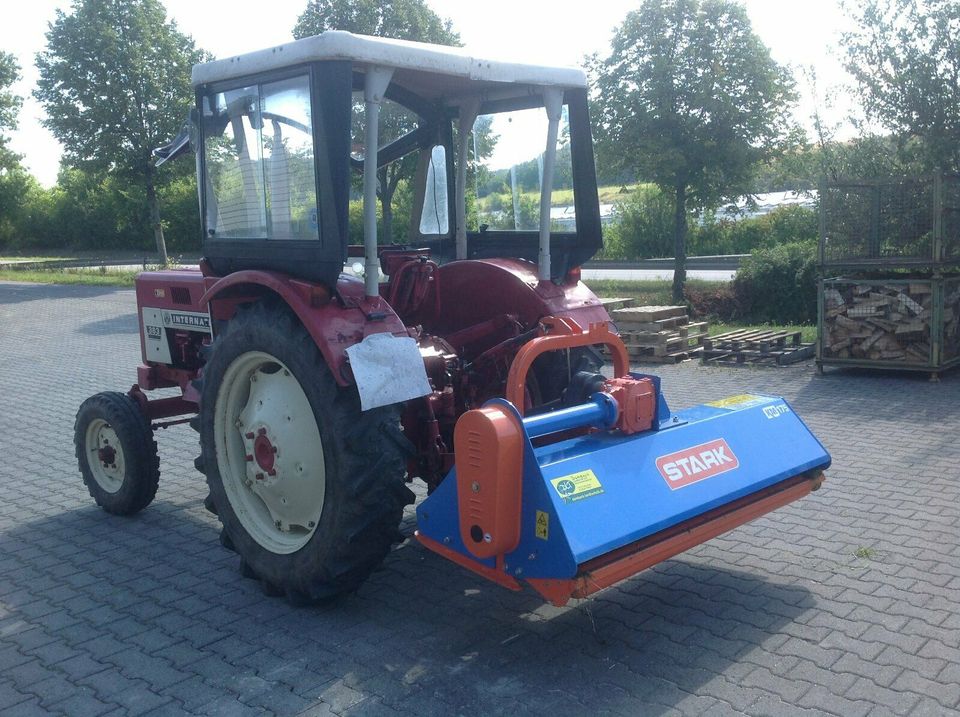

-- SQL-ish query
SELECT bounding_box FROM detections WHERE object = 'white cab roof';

[192,31,587,102]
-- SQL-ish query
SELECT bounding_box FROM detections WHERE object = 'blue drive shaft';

[521,393,618,438]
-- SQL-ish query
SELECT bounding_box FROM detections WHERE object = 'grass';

[588,278,817,343]
[478,182,641,212]
[0,255,72,263]
[0,268,139,286]
[588,278,722,306]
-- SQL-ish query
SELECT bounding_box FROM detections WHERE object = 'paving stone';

[2,281,960,717]
[0,681,31,710]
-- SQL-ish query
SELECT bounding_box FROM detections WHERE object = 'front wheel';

[74,392,160,515]
[198,303,411,603]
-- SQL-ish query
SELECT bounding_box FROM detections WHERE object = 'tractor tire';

[197,302,412,604]
[74,392,160,515]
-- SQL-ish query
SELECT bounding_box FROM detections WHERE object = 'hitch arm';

[504,316,629,416]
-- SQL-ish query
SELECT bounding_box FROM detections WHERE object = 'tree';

[0,53,28,249]
[591,0,798,301]
[294,0,460,242]
[294,0,458,44]
[843,0,960,173]
[35,0,205,263]
[0,52,22,171]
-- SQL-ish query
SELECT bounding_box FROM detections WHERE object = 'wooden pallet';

[701,329,814,366]
[621,346,703,363]
[598,297,636,311]
[620,321,709,344]
[599,305,712,364]
[612,305,687,324]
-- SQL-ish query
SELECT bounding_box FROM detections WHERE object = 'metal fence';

[943,276,960,363]
[819,174,960,269]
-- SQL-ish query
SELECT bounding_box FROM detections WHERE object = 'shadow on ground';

[77,314,140,335]
[0,282,128,306]
[1,502,814,714]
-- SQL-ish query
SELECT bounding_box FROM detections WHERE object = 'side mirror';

[153,107,202,167]
[419,145,449,235]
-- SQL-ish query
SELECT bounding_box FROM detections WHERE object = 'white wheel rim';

[213,351,326,554]
[85,419,126,493]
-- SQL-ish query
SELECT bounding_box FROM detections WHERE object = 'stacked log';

[822,281,935,363]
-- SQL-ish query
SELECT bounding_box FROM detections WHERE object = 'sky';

[3,0,857,187]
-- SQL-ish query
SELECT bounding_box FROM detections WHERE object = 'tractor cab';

[167,31,602,294]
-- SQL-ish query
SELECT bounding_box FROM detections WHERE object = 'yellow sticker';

[551,469,604,503]
[535,510,549,540]
[706,394,766,410]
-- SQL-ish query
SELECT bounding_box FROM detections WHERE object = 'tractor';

[74,32,830,606]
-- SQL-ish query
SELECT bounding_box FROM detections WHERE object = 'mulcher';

[75,32,830,606]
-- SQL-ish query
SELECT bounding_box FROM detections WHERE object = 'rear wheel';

[198,303,411,603]
[74,392,160,515]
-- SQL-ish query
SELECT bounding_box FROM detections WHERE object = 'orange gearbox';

[453,405,524,559]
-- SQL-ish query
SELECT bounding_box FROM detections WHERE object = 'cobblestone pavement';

[1,280,959,716]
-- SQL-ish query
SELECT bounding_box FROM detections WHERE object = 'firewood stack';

[822,282,937,363]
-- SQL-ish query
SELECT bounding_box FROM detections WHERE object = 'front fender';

[200,270,408,386]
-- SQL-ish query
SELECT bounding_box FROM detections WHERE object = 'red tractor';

[75,32,830,606]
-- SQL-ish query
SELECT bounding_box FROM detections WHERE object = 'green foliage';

[590,0,799,300]
[592,0,798,205]
[347,179,414,245]
[34,0,205,260]
[0,51,27,248]
[157,175,201,251]
[0,167,201,253]
[844,0,960,173]
[0,52,22,169]
[21,169,149,251]
[0,168,37,249]
[0,267,139,286]
[750,135,929,191]
[294,0,459,43]
[602,184,818,259]
[588,277,727,307]
[695,204,818,255]
[483,192,540,231]
[35,0,203,179]
[732,241,818,324]
[601,184,674,259]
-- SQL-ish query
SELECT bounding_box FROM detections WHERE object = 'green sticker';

[551,469,604,503]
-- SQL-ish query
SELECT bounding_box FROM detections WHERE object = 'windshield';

[472,105,574,233]
[201,75,319,241]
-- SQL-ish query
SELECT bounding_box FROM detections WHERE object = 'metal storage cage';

[818,276,960,378]
[819,174,960,270]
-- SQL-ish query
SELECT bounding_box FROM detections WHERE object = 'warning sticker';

[550,469,604,503]
[535,510,549,540]
[706,394,767,410]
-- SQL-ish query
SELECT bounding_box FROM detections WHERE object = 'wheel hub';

[84,420,125,493]
[215,352,326,553]
[251,429,277,475]
[97,444,117,467]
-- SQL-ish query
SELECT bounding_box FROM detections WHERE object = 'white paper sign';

[345,333,432,411]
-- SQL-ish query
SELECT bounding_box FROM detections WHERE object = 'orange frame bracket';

[505,316,630,415]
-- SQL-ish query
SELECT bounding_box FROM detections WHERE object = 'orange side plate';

[417,471,824,606]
